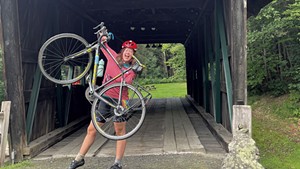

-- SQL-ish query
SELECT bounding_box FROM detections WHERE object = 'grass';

[1,161,32,169]
[143,82,187,98]
[250,94,300,169]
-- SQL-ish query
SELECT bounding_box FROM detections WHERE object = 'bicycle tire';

[38,33,93,84]
[91,83,146,140]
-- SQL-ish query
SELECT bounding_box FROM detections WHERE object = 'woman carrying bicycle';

[69,36,138,169]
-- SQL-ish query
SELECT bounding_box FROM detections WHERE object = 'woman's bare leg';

[114,122,127,162]
[77,121,98,156]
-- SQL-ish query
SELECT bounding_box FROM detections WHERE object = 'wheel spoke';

[91,83,146,140]
[38,33,92,84]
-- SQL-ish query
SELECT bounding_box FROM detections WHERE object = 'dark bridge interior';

[58,0,212,44]
[52,0,269,44]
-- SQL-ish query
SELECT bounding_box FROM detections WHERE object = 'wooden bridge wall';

[17,0,93,141]
[185,0,247,131]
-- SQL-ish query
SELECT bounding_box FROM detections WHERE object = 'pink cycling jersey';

[100,43,136,100]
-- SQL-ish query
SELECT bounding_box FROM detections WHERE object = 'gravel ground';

[22,153,225,169]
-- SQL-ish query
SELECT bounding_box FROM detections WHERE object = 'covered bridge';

[0,0,270,162]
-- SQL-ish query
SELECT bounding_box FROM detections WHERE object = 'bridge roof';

[61,0,271,44]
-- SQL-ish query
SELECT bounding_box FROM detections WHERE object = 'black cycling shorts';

[96,97,128,123]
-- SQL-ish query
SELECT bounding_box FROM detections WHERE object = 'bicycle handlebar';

[95,22,146,71]
[94,22,112,43]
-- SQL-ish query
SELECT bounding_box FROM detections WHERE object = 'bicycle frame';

[69,40,140,111]
[63,25,147,112]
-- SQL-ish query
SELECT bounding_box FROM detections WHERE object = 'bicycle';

[38,22,152,140]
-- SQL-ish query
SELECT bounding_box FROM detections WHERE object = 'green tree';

[161,43,186,81]
[136,45,168,81]
[247,0,300,95]
[135,43,186,84]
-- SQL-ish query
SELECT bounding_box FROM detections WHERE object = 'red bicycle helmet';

[122,40,137,51]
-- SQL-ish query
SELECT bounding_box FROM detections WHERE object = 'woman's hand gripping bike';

[38,22,151,140]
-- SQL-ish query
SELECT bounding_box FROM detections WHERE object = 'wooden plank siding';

[185,0,247,132]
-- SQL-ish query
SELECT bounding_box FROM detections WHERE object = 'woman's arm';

[100,43,118,61]
[99,35,118,61]
[114,71,136,85]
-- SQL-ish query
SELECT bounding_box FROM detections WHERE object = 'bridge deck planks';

[37,98,224,159]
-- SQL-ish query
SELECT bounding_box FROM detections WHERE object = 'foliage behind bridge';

[247,0,300,97]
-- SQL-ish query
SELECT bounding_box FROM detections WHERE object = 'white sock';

[114,159,122,166]
[75,153,85,161]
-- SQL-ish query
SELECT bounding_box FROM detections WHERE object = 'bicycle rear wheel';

[91,83,146,140]
[38,33,93,84]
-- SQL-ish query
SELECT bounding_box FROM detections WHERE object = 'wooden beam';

[0,101,11,167]
[202,17,210,113]
[216,0,233,126]
[26,67,42,143]
[84,0,206,11]
[184,0,210,45]
[0,0,26,162]
[213,4,222,123]
[231,0,247,105]
[93,8,201,23]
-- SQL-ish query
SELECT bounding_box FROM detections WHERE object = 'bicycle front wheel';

[91,83,146,140]
[38,33,93,84]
